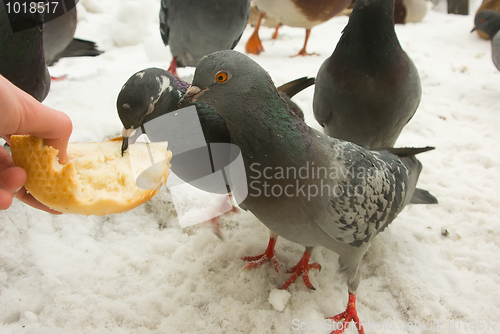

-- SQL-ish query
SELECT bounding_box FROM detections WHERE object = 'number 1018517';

[5,2,59,14]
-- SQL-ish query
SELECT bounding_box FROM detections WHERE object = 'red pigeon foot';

[328,292,365,334]
[280,247,320,290]
[246,12,265,55]
[167,57,179,78]
[242,233,281,273]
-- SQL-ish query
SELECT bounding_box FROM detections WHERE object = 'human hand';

[0,75,72,212]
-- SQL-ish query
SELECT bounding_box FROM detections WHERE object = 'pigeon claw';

[280,249,320,290]
[204,216,224,241]
[246,31,264,55]
[327,292,365,334]
[291,49,319,57]
[241,236,281,273]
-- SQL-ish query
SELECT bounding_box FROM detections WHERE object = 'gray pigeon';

[0,0,50,101]
[472,10,500,71]
[180,50,434,334]
[43,7,103,66]
[313,0,422,149]
[159,0,250,76]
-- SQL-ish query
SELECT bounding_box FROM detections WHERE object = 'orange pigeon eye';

[215,71,228,83]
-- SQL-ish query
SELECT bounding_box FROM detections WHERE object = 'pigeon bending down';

[43,7,103,67]
[180,50,434,334]
[159,0,250,77]
[313,0,422,149]
[472,10,500,71]
[246,0,351,56]
[117,68,314,237]
[0,0,50,102]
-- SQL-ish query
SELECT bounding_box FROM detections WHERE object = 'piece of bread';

[10,135,172,215]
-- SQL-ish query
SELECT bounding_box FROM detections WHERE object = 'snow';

[2,0,500,333]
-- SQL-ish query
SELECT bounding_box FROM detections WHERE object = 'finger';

[15,188,62,215]
[0,166,26,195]
[18,101,73,164]
[0,75,72,164]
[0,189,14,210]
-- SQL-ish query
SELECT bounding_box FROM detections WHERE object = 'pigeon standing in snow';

[43,7,103,66]
[0,0,50,101]
[180,50,434,334]
[159,0,250,77]
[472,10,500,71]
[313,0,422,149]
[246,0,351,56]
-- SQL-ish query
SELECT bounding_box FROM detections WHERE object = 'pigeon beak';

[471,26,477,33]
[179,85,206,105]
[121,137,129,156]
[121,127,137,156]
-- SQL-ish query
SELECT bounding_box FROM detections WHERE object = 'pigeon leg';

[327,292,365,334]
[205,193,239,240]
[242,230,281,273]
[168,57,178,77]
[280,247,321,290]
[245,12,265,55]
[291,29,318,57]
[272,24,281,39]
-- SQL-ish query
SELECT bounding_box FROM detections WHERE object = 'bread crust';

[10,135,171,215]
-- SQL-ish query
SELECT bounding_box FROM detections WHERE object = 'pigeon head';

[180,50,279,123]
[472,10,500,39]
[117,68,187,154]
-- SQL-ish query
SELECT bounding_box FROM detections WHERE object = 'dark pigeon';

[0,0,50,101]
[313,0,422,149]
[43,7,103,66]
[180,50,435,334]
[159,0,250,76]
[472,10,500,71]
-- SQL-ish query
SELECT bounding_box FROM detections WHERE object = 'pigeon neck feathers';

[334,0,403,70]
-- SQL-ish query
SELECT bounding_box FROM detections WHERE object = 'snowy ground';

[2,0,500,333]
